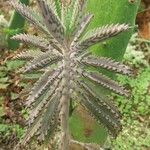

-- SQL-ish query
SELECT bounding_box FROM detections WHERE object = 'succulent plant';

[10,0,132,149]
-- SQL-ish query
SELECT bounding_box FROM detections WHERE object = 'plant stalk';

[59,50,71,150]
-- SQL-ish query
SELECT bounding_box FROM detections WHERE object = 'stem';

[59,51,71,150]
[60,94,70,150]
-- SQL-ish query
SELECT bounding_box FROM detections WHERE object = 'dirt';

[136,0,150,39]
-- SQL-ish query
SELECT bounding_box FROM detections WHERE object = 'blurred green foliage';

[7,0,29,49]
[0,124,24,139]
[86,0,140,61]
[110,35,150,150]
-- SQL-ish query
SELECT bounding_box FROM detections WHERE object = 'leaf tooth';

[25,68,62,107]
[76,24,129,51]
[37,0,65,44]
[37,108,59,142]
[47,0,60,19]
[13,49,43,61]
[71,13,93,48]
[9,0,49,34]
[74,85,122,137]
[11,34,51,52]
[80,71,129,97]
[14,116,42,150]
[85,96,121,134]
[27,77,62,125]
[19,50,62,73]
[77,80,121,119]
[76,0,87,22]
[18,87,62,148]
[76,81,120,120]
[21,57,60,73]
[12,34,63,55]
[90,110,122,137]
[37,87,62,141]
[69,0,79,30]
[81,56,133,76]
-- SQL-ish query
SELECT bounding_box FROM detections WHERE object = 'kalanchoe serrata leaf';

[27,77,62,125]
[11,34,51,52]
[79,70,129,97]
[71,13,94,46]
[25,67,62,107]
[81,56,133,76]
[10,0,132,149]
[19,52,62,73]
[37,0,65,43]
[73,24,129,54]
[76,79,121,120]
[12,33,63,53]
[73,83,122,137]
[13,49,43,60]
[10,0,49,34]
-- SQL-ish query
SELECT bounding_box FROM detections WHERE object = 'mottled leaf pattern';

[12,34,50,52]
[81,56,132,76]
[25,68,62,107]
[71,13,93,47]
[10,0,48,34]
[80,70,129,97]
[14,116,42,149]
[13,49,43,60]
[38,90,61,141]
[28,77,62,124]
[76,79,121,119]
[37,0,65,43]
[76,24,129,52]
[74,83,122,137]
[19,51,62,73]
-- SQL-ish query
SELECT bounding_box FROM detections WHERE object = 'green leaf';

[69,106,107,145]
